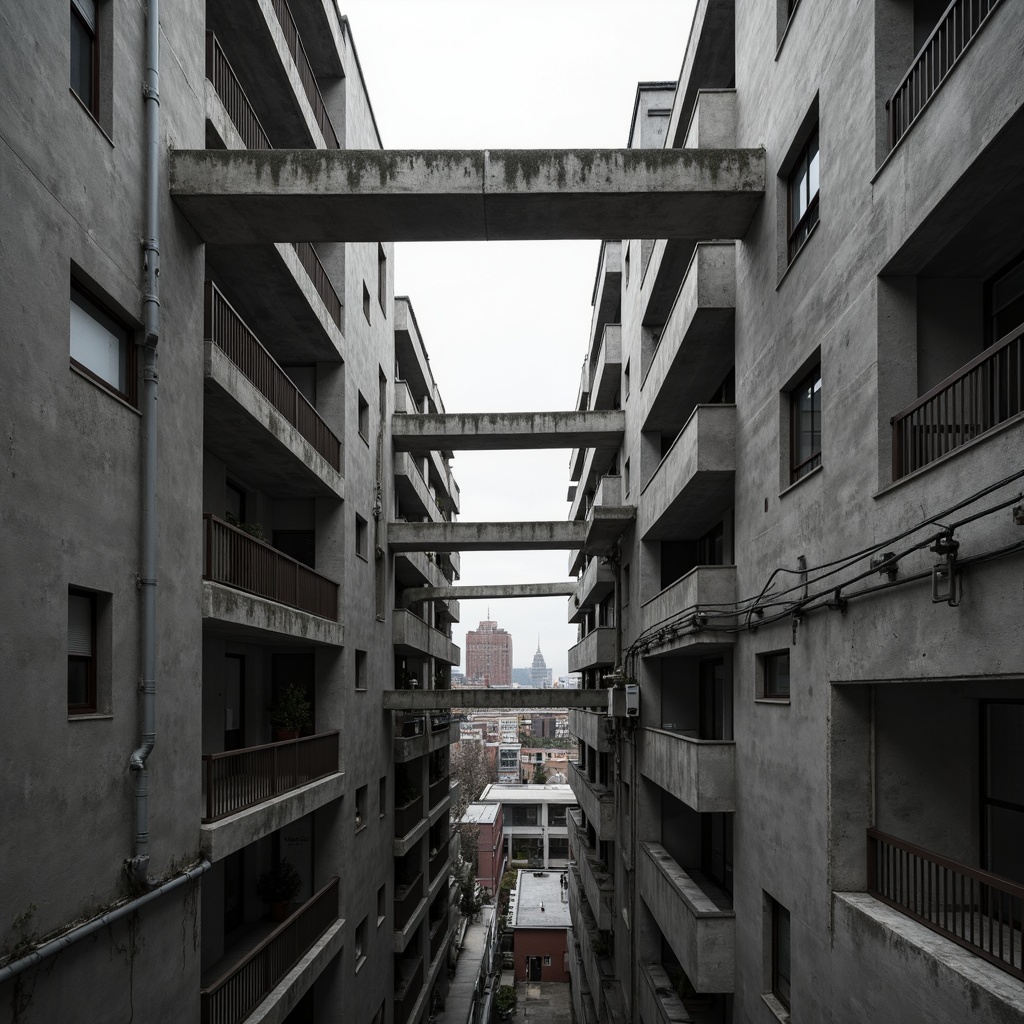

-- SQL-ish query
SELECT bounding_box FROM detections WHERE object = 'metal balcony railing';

[867,828,1023,980]
[205,31,272,150]
[887,0,1003,149]
[205,283,341,471]
[891,325,1022,478]
[270,0,339,148]
[200,877,339,1024]
[291,242,343,330]
[203,514,339,619]
[202,732,339,822]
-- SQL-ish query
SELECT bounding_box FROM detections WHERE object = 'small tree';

[450,739,494,819]
[532,761,548,785]
[496,985,517,1019]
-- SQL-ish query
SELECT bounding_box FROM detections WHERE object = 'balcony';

[395,795,425,841]
[569,761,615,841]
[639,962,692,1024]
[203,283,342,494]
[891,325,1023,478]
[394,872,426,934]
[866,828,1022,980]
[392,608,461,665]
[394,956,424,1024]
[202,515,339,619]
[590,325,622,411]
[429,845,450,885]
[203,732,340,823]
[569,866,617,1018]
[429,914,449,963]
[639,843,734,993]
[589,241,622,359]
[569,557,616,624]
[200,877,341,1024]
[569,708,612,753]
[393,719,459,763]
[394,451,446,523]
[569,626,616,672]
[639,565,737,656]
[638,405,735,541]
[569,812,614,930]
[205,31,271,150]
[639,727,735,814]
[429,776,450,810]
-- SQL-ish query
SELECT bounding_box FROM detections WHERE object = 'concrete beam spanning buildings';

[392,411,625,451]
[168,148,765,243]
[383,689,607,711]
[388,521,587,552]
[400,582,575,606]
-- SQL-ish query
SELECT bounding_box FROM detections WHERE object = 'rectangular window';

[70,282,135,403]
[377,244,387,312]
[362,282,371,324]
[506,804,539,827]
[549,806,568,827]
[790,364,822,481]
[68,589,97,714]
[379,776,387,818]
[788,127,819,261]
[624,458,631,497]
[355,785,367,830]
[624,360,631,398]
[354,916,367,969]
[761,651,791,700]
[355,514,368,560]
[543,955,552,966]
[355,649,367,691]
[70,0,98,115]
[377,884,386,926]
[357,391,370,441]
[772,899,792,1010]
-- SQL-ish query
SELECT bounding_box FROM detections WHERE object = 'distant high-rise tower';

[465,617,513,687]
[530,639,553,688]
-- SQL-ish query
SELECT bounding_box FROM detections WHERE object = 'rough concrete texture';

[382,689,607,711]
[169,148,766,243]
[401,582,573,605]
[202,581,345,646]
[515,981,573,1024]
[639,726,736,813]
[388,520,589,552]
[392,409,625,451]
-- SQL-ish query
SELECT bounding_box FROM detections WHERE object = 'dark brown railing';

[291,243,343,330]
[395,796,423,839]
[200,877,339,1024]
[394,873,424,931]
[202,732,339,822]
[867,829,1023,980]
[394,957,424,1024]
[429,846,449,884]
[891,325,1023,478]
[429,777,449,809]
[270,0,339,148]
[204,283,341,471]
[203,514,339,619]
[205,32,272,150]
[887,0,1003,149]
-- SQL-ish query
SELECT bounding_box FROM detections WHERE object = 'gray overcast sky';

[339,0,697,677]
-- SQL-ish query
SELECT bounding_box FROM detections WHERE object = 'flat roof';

[479,784,577,805]
[511,869,572,929]
[461,802,500,825]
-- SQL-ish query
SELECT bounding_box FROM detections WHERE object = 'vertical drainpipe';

[128,0,161,888]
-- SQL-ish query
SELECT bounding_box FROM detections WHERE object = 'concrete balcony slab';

[638,405,735,541]
[639,565,737,655]
[640,962,693,1024]
[394,451,444,524]
[569,709,613,754]
[569,558,616,623]
[392,608,460,665]
[640,243,736,435]
[575,835,615,931]
[392,410,625,451]
[569,627,616,672]
[589,241,622,357]
[639,727,736,813]
[683,89,737,149]
[169,148,766,244]
[589,326,622,412]
[569,761,615,841]
[639,843,734,993]
[204,342,343,500]
[393,721,460,764]
[202,581,344,647]
[200,771,345,862]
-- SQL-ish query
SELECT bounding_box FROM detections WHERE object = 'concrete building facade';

[0,5,461,1024]
[465,618,513,687]
[479,784,577,872]
[566,3,1024,1024]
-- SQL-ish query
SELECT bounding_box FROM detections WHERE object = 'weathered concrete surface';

[401,581,574,606]
[568,709,613,753]
[382,689,608,710]
[638,727,736,813]
[638,565,737,654]
[202,581,345,645]
[388,520,588,552]
[569,557,615,623]
[392,410,625,451]
[568,761,615,840]
[169,148,766,243]
[569,626,616,672]
[392,607,461,664]
[517,981,574,1024]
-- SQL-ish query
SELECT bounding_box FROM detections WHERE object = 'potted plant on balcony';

[496,985,517,1020]
[256,858,302,922]
[270,684,312,741]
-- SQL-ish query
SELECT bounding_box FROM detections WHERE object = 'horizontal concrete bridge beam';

[389,521,587,552]
[384,688,609,710]
[392,410,625,451]
[169,148,765,243]
[400,582,575,606]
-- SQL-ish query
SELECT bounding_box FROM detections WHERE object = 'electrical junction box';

[608,684,640,719]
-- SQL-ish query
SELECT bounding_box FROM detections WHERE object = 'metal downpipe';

[128,0,161,888]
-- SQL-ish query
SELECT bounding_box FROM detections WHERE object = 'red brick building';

[510,869,571,983]
[460,802,505,896]
[464,618,513,687]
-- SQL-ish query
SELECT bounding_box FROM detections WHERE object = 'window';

[624,360,631,398]
[379,776,387,818]
[506,804,539,827]
[355,514,368,560]
[549,806,568,827]
[377,884,386,926]
[790,364,821,481]
[770,897,792,1011]
[362,282,371,324]
[624,458,631,497]
[70,0,98,114]
[624,246,631,287]
[788,127,819,261]
[68,589,96,714]
[354,916,367,970]
[760,651,791,700]
[377,245,387,312]
[355,785,367,830]
[70,282,135,403]
[355,649,367,691]
[357,391,370,441]
[543,955,552,967]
